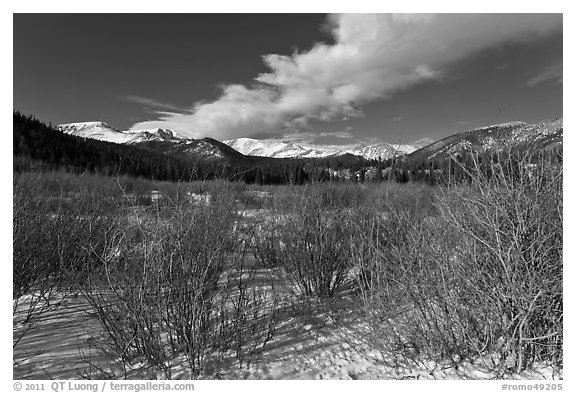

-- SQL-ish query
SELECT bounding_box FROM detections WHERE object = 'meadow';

[13,152,563,380]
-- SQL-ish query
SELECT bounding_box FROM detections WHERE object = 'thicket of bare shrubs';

[14,148,562,378]
[437,151,562,373]
[13,173,118,349]
[251,215,282,269]
[13,172,278,378]
[352,150,562,375]
[252,185,362,298]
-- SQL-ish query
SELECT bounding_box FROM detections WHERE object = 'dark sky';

[14,13,563,144]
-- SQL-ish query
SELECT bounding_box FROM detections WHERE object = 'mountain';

[223,138,340,159]
[346,142,421,160]
[55,118,562,165]
[408,118,563,161]
[136,137,252,163]
[57,122,184,144]
[57,122,250,163]
[18,112,562,186]
[14,113,198,181]
[57,122,426,161]
[17,113,371,185]
[224,138,422,160]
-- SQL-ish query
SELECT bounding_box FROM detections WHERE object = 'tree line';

[14,111,561,186]
[13,111,373,185]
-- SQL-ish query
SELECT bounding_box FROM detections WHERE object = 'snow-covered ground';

[13,294,111,379]
[13,194,562,381]
[13,286,561,380]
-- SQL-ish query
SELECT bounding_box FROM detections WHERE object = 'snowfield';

[13,288,561,380]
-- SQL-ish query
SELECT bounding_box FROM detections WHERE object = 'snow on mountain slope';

[347,142,419,160]
[408,118,562,161]
[124,128,184,142]
[224,138,305,158]
[57,122,423,160]
[170,139,226,159]
[57,122,184,145]
[57,122,133,143]
[56,122,251,163]
[224,138,421,160]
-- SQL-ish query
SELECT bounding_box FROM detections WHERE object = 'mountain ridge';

[223,137,423,160]
[58,122,185,144]
[56,121,420,161]
[407,118,562,161]
[55,118,563,164]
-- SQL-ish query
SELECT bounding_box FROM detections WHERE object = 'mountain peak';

[57,122,187,144]
[126,128,185,141]
[59,121,118,131]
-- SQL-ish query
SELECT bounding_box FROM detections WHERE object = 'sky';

[13,13,563,145]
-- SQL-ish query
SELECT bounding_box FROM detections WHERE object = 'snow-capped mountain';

[57,122,184,144]
[57,121,425,161]
[224,138,422,160]
[56,118,562,164]
[56,121,252,163]
[223,138,318,158]
[408,118,562,161]
[137,137,250,163]
[346,142,421,160]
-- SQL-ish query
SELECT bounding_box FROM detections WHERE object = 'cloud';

[319,130,355,139]
[275,130,355,145]
[119,95,186,112]
[411,137,436,146]
[526,61,563,87]
[392,116,403,122]
[494,64,509,70]
[131,13,561,139]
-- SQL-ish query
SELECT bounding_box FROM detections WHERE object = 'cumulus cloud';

[526,61,563,87]
[131,13,561,139]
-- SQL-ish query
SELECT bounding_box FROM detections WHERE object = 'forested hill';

[14,111,201,181]
[407,119,562,162]
[13,111,373,184]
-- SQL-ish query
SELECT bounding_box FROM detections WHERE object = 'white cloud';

[131,85,283,140]
[131,13,561,139]
[120,95,186,112]
[411,137,436,146]
[275,130,355,145]
[319,131,354,139]
[526,61,563,87]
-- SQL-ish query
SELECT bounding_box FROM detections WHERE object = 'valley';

[12,11,564,386]
[13,117,563,379]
